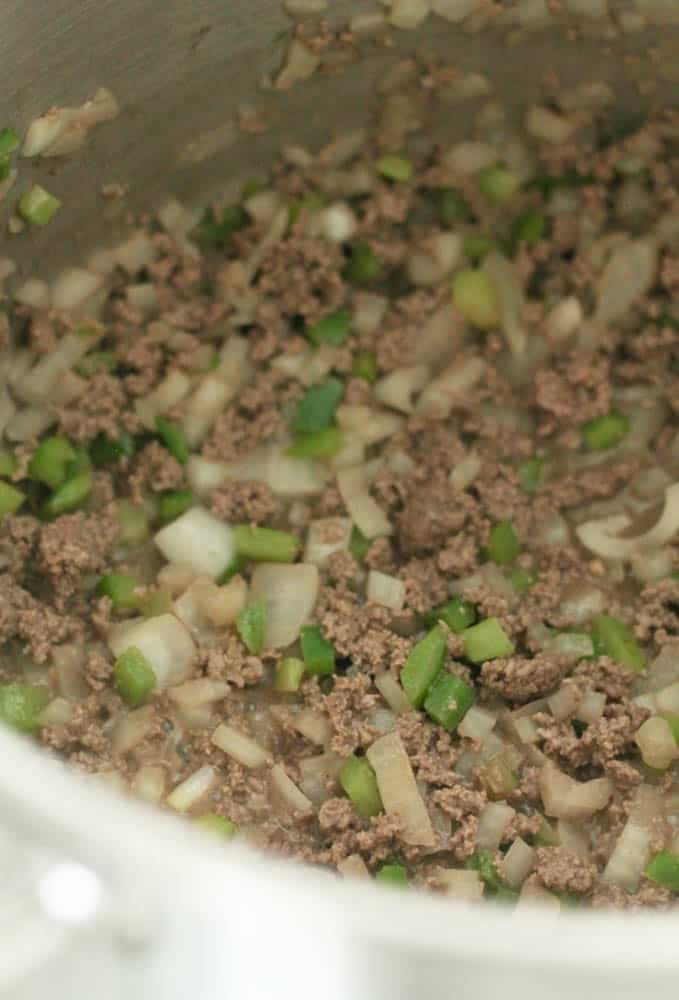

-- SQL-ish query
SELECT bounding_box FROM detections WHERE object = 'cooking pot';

[1,2,679,997]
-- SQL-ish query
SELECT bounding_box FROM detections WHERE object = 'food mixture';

[1,74,679,911]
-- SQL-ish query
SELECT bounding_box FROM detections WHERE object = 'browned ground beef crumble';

[1,96,679,912]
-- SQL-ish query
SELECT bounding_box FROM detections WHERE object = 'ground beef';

[209,480,277,524]
[323,674,379,755]
[534,847,596,895]
[129,441,185,499]
[395,472,470,556]
[480,654,567,703]
[38,510,119,610]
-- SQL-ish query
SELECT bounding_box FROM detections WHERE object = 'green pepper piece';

[400,625,447,709]
[339,754,383,818]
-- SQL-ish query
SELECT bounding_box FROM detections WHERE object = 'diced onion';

[375,674,411,714]
[645,643,679,692]
[38,697,75,728]
[114,231,157,275]
[270,764,314,814]
[337,466,392,539]
[337,854,370,879]
[131,765,166,805]
[136,370,192,428]
[299,752,343,804]
[443,141,499,175]
[111,705,156,756]
[603,817,653,892]
[482,252,527,358]
[524,106,575,144]
[249,563,319,648]
[546,296,583,341]
[388,0,431,29]
[556,820,591,860]
[51,268,104,312]
[503,837,536,889]
[211,723,270,768]
[203,576,249,627]
[415,357,485,419]
[476,801,515,851]
[556,583,605,625]
[367,731,435,847]
[167,764,216,813]
[107,614,196,688]
[304,517,352,568]
[352,292,388,335]
[172,577,220,641]
[593,238,658,328]
[293,709,331,747]
[154,507,236,579]
[458,706,496,742]
[575,690,606,724]
[513,716,539,744]
[408,304,464,368]
[275,39,320,91]
[434,868,484,901]
[539,763,612,820]
[635,716,678,770]
[449,451,482,491]
[167,678,229,709]
[547,684,581,722]
[375,366,430,414]
[366,570,406,611]
[431,0,483,22]
[576,483,679,560]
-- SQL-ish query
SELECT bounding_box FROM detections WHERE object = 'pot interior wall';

[1,0,676,279]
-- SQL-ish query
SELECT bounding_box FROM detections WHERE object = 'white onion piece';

[293,710,331,747]
[375,674,411,715]
[131,765,166,805]
[182,375,236,445]
[249,563,319,648]
[435,868,484,902]
[408,304,464,368]
[168,678,229,709]
[603,819,653,892]
[352,292,388,335]
[267,449,327,497]
[245,189,283,225]
[337,466,392,539]
[111,705,156,757]
[517,882,560,912]
[547,684,581,722]
[337,854,370,879]
[635,717,678,770]
[525,106,575,144]
[14,277,51,309]
[593,238,657,328]
[539,764,612,821]
[319,203,357,243]
[546,296,583,341]
[22,93,118,159]
[126,283,158,315]
[330,435,366,470]
[388,0,430,28]
[482,252,527,357]
[108,614,196,688]
[645,643,679,692]
[17,332,95,403]
[557,583,605,625]
[38,697,74,728]
[154,508,236,579]
[366,571,405,612]
[275,39,320,90]
[299,752,343,805]
[167,765,216,813]
[431,0,483,22]
[367,731,435,847]
[270,764,314,815]
[415,356,485,419]
[114,231,157,275]
[211,723,270,769]
[503,838,536,889]
[631,548,673,584]
[513,716,539,744]
[187,456,230,497]
[172,577,219,641]
[304,517,352,568]
[557,820,591,860]
[5,406,54,441]
[575,690,606,725]
[476,801,515,851]
[375,365,430,414]
[458,706,496,742]
[576,483,679,560]
[203,577,248,627]
[135,370,192,428]
[50,268,104,312]
[449,451,482,491]
[443,141,499,175]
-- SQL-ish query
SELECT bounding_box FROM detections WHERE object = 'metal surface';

[0,2,679,997]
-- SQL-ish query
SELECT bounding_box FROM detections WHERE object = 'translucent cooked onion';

[304,517,353,569]
[407,303,464,367]
[211,722,270,768]
[298,752,343,805]
[167,678,229,709]
[366,570,406,611]
[154,507,236,579]
[575,690,606,725]
[635,716,678,770]
[108,614,196,688]
[476,801,515,850]
[111,705,156,756]
[547,683,581,722]
[275,39,320,91]
[131,765,166,805]
[352,292,388,335]
[502,837,536,889]
[374,365,430,414]
[135,370,192,428]
[367,731,435,847]
[449,451,482,491]
[51,267,104,312]
[593,238,658,328]
[576,483,679,560]
[482,252,527,357]
[539,763,612,821]
[337,466,392,539]
[270,764,314,815]
[556,582,605,625]
[337,854,370,878]
[293,709,331,747]
[557,820,591,860]
[375,673,411,714]
[415,356,485,419]
[203,576,248,627]
[603,815,653,892]
[167,765,216,813]
[434,868,484,901]
[249,562,319,648]
[38,697,74,728]
[645,642,679,692]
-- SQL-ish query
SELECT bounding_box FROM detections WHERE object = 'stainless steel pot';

[1,2,679,997]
